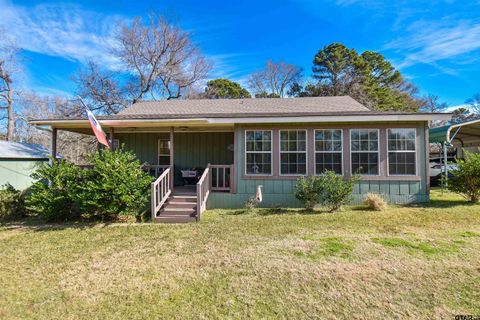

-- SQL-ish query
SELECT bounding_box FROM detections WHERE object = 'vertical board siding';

[207,124,429,209]
[173,132,234,169]
[116,132,233,186]
[117,122,429,210]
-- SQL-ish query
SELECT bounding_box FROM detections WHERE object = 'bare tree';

[75,62,127,114]
[421,94,448,113]
[248,60,302,98]
[0,31,18,140]
[16,93,96,164]
[76,13,211,114]
[466,93,480,115]
[419,94,449,127]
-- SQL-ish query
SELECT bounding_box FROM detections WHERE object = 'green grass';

[0,188,479,319]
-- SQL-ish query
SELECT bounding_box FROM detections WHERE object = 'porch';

[119,129,236,223]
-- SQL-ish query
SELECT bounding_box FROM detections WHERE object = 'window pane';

[351,152,379,175]
[388,151,416,175]
[316,152,342,174]
[158,156,170,165]
[246,152,272,174]
[351,129,378,152]
[387,129,416,151]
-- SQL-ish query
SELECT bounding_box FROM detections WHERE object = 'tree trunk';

[6,80,14,141]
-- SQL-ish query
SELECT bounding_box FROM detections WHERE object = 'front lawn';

[1,189,479,319]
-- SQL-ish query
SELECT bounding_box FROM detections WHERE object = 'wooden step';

[170,195,197,203]
[154,215,197,223]
[166,201,197,209]
[161,207,197,216]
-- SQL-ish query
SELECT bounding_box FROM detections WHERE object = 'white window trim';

[386,128,418,176]
[278,129,308,176]
[244,129,273,176]
[314,129,344,176]
[349,128,381,177]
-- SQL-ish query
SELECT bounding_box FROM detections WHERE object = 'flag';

[86,108,110,148]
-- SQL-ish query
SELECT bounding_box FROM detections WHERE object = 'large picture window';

[279,130,307,175]
[350,129,379,175]
[388,128,416,175]
[315,129,342,174]
[245,130,272,175]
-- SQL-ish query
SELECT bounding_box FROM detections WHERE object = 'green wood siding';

[116,132,234,185]
[208,124,429,209]
[173,132,233,169]
[0,160,46,190]
[117,122,429,209]
[116,132,233,166]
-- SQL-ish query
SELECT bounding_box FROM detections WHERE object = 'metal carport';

[429,119,480,180]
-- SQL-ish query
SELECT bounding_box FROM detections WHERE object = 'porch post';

[170,127,174,189]
[109,128,114,150]
[232,125,237,193]
[50,128,57,164]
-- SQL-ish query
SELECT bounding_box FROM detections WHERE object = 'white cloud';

[446,104,475,113]
[0,0,122,67]
[385,19,480,68]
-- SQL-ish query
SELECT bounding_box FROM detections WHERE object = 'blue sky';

[1,0,480,107]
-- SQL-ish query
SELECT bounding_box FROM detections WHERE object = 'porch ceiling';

[33,120,234,135]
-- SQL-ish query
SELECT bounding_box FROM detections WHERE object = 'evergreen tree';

[204,78,251,99]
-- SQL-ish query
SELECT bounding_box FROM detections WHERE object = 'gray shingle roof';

[118,96,371,117]
[0,141,50,159]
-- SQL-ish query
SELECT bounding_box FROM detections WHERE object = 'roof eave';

[30,113,452,128]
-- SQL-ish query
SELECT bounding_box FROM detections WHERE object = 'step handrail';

[151,167,172,219]
[196,165,210,220]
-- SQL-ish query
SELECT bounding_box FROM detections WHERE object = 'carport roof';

[429,119,480,144]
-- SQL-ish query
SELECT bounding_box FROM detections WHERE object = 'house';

[31,96,450,222]
[0,140,51,190]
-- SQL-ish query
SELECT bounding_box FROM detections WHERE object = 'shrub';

[294,176,322,211]
[449,151,480,203]
[363,193,387,211]
[79,148,153,220]
[318,171,359,212]
[0,184,26,222]
[27,148,153,222]
[27,160,85,222]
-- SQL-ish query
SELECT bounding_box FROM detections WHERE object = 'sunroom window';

[280,130,307,175]
[350,129,379,175]
[315,129,342,174]
[245,130,272,175]
[387,128,416,175]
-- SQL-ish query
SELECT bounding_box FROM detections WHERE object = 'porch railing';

[196,166,210,220]
[209,164,234,192]
[142,164,171,178]
[151,167,172,219]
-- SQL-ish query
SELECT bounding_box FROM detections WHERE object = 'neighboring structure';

[31,96,450,222]
[430,119,480,159]
[0,141,50,190]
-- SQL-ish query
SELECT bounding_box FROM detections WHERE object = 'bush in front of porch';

[27,148,153,222]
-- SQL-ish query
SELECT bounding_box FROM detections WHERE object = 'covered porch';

[45,122,238,222]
